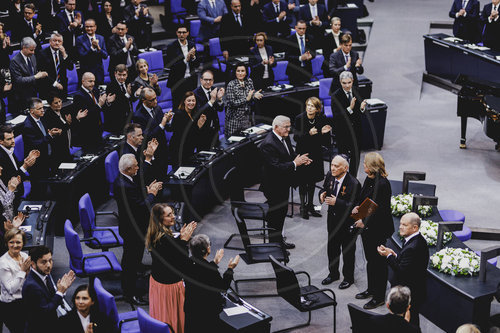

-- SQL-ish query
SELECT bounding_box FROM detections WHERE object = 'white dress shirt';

[179,40,191,78]
[258,47,269,78]
[333,173,346,197]
[0,145,27,173]
[77,311,91,332]
[0,252,28,302]
[309,3,318,18]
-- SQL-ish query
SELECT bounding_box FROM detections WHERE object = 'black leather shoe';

[321,276,339,285]
[363,299,385,309]
[355,290,373,299]
[283,241,296,249]
[126,296,148,306]
[308,206,322,217]
[300,209,309,219]
[338,280,353,289]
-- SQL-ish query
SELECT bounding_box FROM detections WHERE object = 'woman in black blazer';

[184,234,239,333]
[249,32,276,90]
[58,284,115,333]
[352,152,394,310]
[97,1,121,42]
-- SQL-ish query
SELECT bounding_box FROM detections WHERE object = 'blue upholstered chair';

[319,77,333,118]
[105,151,119,196]
[137,308,173,333]
[157,80,173,112]
[208,38,227,72]
[13,136,31,198]
[439,209,472,242]
[170,0,187,24]
[138,51,164,73]
[103,57,111,84]
[311,54,324,80]
[78,193,122,250]
[273,61,289,85]
[67,67,79,95]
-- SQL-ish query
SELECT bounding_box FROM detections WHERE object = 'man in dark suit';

[22,246,75,333]
[104,64,137,135]
[107,21,139,79]
[220,0,253,61]
[124,0,154,49]
[299,0,329,47]
[331,70,366,176]
[260,115,312,249]
[165,23,199,109]
[9,37,49,114]
[449,0,480,42]
[378,212,429,328]
[0,126,39,201]
[11,3,45,46]
[285,20,316,86]
[262,0,292,39]
[319,154,360,288]
[197,0,228,41]
[133,88,173,172]
[76,19,108,85]
[329,33,363,94]
[71,72,108,150]
[44,93,72,169]
[33,0,60,32]
[481,0,500,51]
[368,285,421,333]
[56,0,84,59]
[193,69,224,150]
[36,33,74,100]
[113,153,162,305]
[76,0,99,20]
[120,123,143,160]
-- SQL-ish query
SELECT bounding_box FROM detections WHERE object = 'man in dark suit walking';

[76,19,108,85]
[56,0,84,59]
[260,115,312,249]
[36,33,74,100]
[22,246,75,333]
[193,69,224,150]
[165,24,199,109]
[285,20,316,86]
[107,21,139,79]
[331,71,366,176]
[449,0,480,42]
[113,154,162,305]
[220,0,253,61]
[480,0,500,51]
[299,0,329,47]
[378,212,429,328]
[329,34,363,94]
[319,154,360,288]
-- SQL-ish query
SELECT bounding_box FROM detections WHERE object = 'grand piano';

[455,75,500,150]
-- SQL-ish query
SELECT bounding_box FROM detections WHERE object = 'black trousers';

[121,235,145,297]
[361,234,388,301]
[327,215,356,282]
[265,190,289,243]
[0,299,25,333]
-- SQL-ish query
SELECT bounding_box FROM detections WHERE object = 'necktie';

[300,37,305,54]
[211,0,215,9]
[37,120,52,155]
[275,4,279,14]
[88,0,93,11]
[462,0,466,8]
[281,138,290,155]
[27,57,34,76]
[332,179,339,196]
[345,53,349,67]
[401,239,406,248]
[120,83,126,94]
[45,276,56,296]
[324,0,328,12]
[206,89,211,101]
[90,91,98,104]
[29,21,34,33]
[347,91,352,102]
[311,5,317,18]
[236,14,242,26]
[70,12,74,22]
[54,51,61,82]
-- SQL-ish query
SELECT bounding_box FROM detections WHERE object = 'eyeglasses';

[177,31,188,34]
[145,97,157,102]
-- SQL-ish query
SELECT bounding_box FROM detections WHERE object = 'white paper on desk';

[228,136,246,142]
[497,56,500,60]
[23,205,42,211]
[443,37,462,42]
[242,127,265,134]
[174,167,195,179]
[19,225,31,232]
[258,124,272,130]
[223,305,248,316]
[235,56,249,62]
[346,3,358,8]
[59,163,77,170]
[7,115,27,126]
[305,81,320,87]
[365,98,385,106]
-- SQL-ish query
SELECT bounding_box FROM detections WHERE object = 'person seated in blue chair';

[58,284,114,333]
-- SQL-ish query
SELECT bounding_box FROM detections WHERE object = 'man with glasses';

[76,19,108,84]
[56,0,84,59]
[108,21,139,80]
[166,23,199,109]
[12,3,44,46]
[260,115,312,249]
[193,69,225,150]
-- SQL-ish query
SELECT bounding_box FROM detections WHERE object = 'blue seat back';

[104,151,119,196]
[312,54,324,79]
[218,108,225,134]
[319,78,333,105]
[137,308,171,333]
[103,57,111,84]
[138,51,164,73]
[171,0,186,14]
[190,20,201,39]
[94,277,120,326]
[64,220,83,272]
[14,136,24,161]
[273,61,289,84]
[67,67,79,94]
[78,193,95,238]
[209,38,222,57]
[157,80,173,111]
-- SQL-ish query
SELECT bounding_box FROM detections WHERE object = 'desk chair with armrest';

[347,303,375,333]
[137,307,174,333]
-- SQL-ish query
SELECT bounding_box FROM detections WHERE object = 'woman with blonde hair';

[294,96,331,219]
[351,152,393,309]
[145,203,197,333]
[132,58,161,98]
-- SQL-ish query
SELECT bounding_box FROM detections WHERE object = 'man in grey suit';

[9,37,48,114]
[197,0,228,41]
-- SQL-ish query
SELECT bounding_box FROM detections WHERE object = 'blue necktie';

[300,37,305,66]
[27,57,34,76]
[37,120,52,155]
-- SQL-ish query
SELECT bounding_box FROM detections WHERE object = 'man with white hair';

[319,154,360,288]
[114,153,162,305]
[9,37,48,114]
[260,115,312,249]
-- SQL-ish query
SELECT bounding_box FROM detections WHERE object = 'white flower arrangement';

[391,193,432,217]
[430,247,480,276]
[420,220,452,246]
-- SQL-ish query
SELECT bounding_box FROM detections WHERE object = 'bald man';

[319,154,360,288]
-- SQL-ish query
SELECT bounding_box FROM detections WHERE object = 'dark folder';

[350,197,378,220]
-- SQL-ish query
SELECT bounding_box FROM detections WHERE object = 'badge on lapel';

[340,186,346,196]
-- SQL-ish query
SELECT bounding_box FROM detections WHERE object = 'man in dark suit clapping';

[220,0,253,61]
[329,33,363,94]
[56,0,84,59]
[260,115,312,249]
[299,0,329,47]
[11,3,45,46]
[123,0,154,49]
[107,21,139,79]
[378,212,429,328]
[76,19,108,85]
[285,20,316,86]
[319,154,360,288]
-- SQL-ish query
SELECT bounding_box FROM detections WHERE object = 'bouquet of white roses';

[430,247,480,276]
[420,220,452,246]
[391,193,432,217]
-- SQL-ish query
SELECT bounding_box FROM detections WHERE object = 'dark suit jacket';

[368,313,421,333]
[259,131,297,201]
[123,3,154,48]
[299,3,328,46]
[104,80,137,134]
[71,87,104,149]
[387,233,429,306]
[322,32,344,75]
[22,272,63,333]
[58,309,115,333]
[481,3,500,51]
[97,12,121,41]
[331,87,364,151]
[220,11,253,56]
[75,34,108,84]
[165,39,199,89]
[169,108,203,165]
[262,0,291,36]
[56,10,84,49]
[43,108,72,166]
[449,0,480,41]
[285,33,316,85]
[9,52,39,110]
[0,145,27,198]
[328,49,364,94]
[107,33,138,74]
[193,86,222,150]
[249,44,276,84]
[113,173,154,240]
[319,171,360,228]
[11,17,44,45]
[36,46,74,99]
[22,115,54,178]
